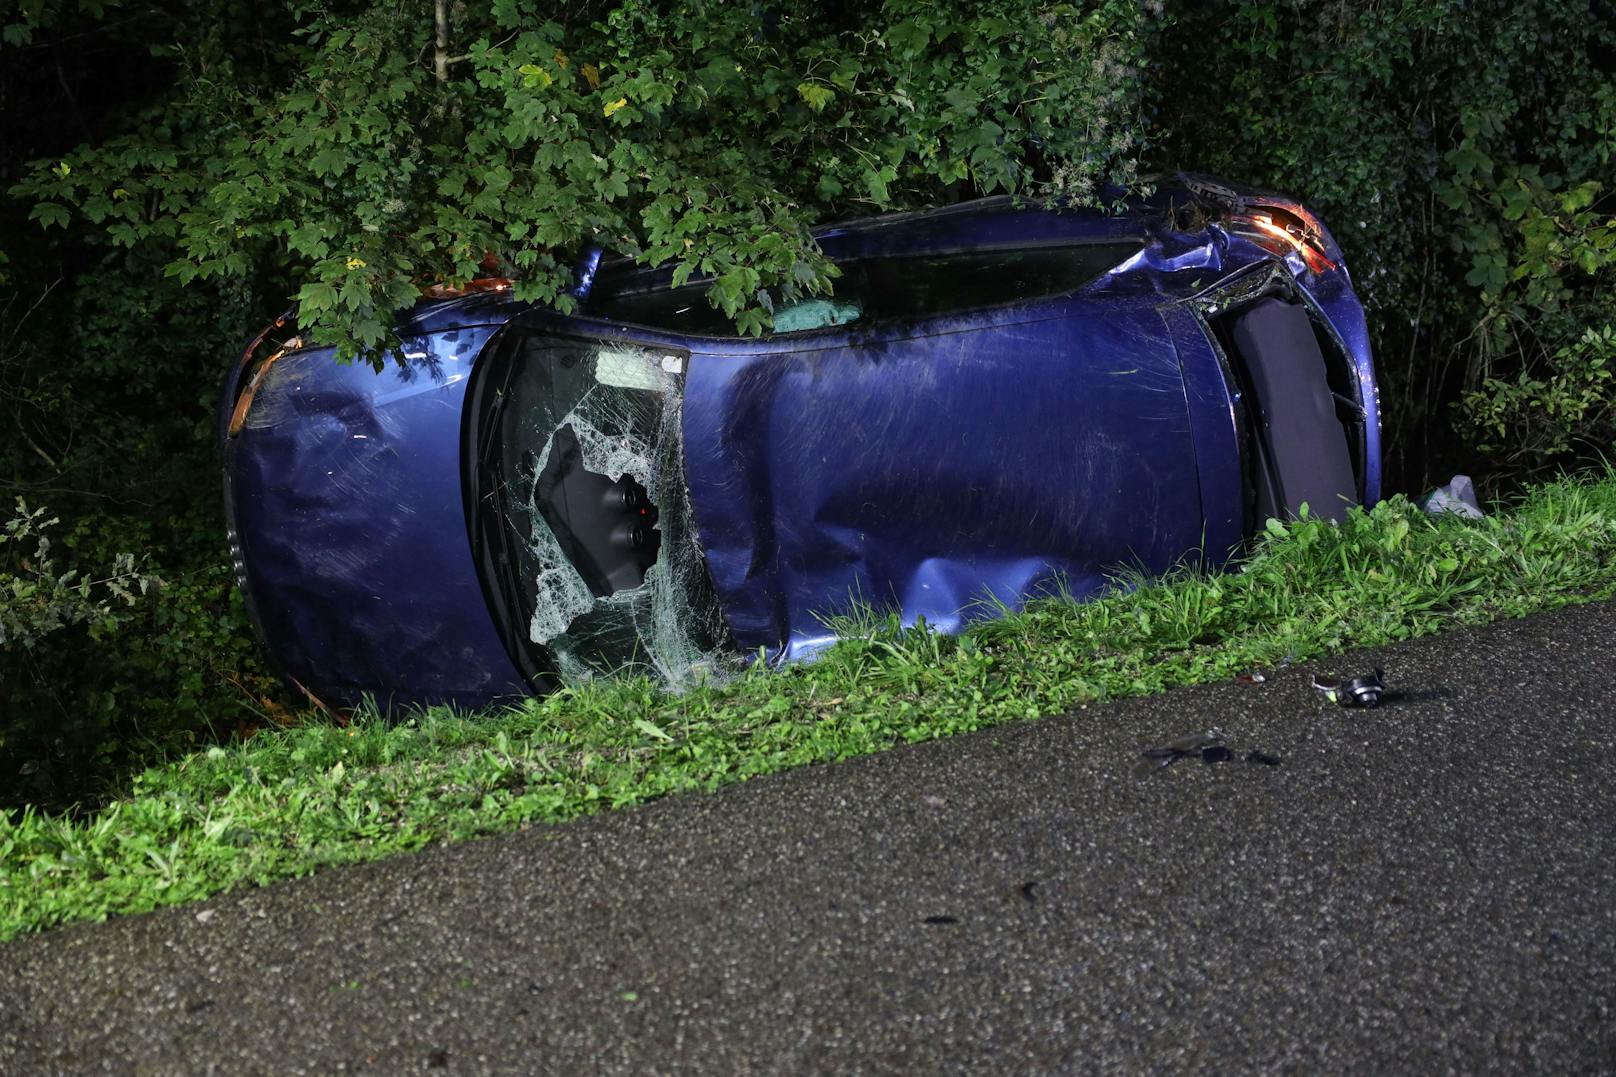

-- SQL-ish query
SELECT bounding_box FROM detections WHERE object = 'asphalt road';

[4,601,1616,1074]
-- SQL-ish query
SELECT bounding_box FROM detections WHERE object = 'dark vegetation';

[2,0,1613,811]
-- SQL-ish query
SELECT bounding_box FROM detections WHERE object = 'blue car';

[220,177,1380,709]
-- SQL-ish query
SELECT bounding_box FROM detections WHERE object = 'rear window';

[589,242,1142,337]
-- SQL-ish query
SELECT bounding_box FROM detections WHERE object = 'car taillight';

[228,335,302,437]
[1225,207,1337,274]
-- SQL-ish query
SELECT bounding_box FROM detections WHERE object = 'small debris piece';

[1313,668,1386,708]
[1138,732,1225,773]
[1139,733,1280,774]
[923,915,960,925]
[1019,881,1039,904]
[1236,672,1267,684]
[194,909,216,924]
[1422,473,1484,519]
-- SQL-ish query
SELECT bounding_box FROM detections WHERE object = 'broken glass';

[484,332,733,686]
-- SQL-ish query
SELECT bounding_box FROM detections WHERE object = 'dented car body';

[221,178,1380,708]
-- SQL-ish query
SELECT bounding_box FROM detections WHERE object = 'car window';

[589,242,1143,337]
[467,331,729,684]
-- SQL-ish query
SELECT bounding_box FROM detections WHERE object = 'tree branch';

[434,0,449,83]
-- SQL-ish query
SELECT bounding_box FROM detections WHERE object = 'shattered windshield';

[469,331,731,686]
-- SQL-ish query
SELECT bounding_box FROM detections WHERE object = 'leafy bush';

[0,499,155,649]
[0,252,281,808]
[1,501,158,806]
[15,0,1162,358]
[1452,177,1616,475]
[1458,325,1616,474]
[1151,0,1616,487]
[0,504,277,810]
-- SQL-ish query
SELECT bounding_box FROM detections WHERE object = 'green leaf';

[864,165,894,204]
[796,82,835,112]
[518,63,554,89]
[632,718,672,742]
[30,203,69,230]
[1564,182,1600,213]
[298,282,339,313]
[310,145,346,177]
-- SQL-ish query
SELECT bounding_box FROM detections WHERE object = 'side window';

[589,241,1142,337]
[469,332,729,682]
[841,244,1142,323]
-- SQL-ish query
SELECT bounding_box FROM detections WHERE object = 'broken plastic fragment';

[1422,474,1484,519]
[1236,672,1267,684]
[1134,751,1179,776]
[1312,668,1386,707]
[1138,733,1280,774]
[1137,732,1226,773]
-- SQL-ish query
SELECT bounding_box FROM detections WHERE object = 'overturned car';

[220,177,1380,709]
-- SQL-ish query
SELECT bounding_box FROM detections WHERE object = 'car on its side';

[220,176,1379,709]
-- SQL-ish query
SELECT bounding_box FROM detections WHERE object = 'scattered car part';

[1137,732,1282,775]
[1312,668,1386,707]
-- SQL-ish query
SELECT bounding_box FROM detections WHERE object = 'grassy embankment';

[6,472,1616,941]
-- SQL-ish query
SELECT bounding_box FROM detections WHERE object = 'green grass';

[7,471,1616,942]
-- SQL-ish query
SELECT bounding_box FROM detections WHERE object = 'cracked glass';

[481,332,732,686]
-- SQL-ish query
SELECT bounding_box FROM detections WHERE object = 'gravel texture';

[4,601,1616,1074]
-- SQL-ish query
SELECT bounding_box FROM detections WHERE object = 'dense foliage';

[14,0,1158,353]
[2,0,1613,809]
[1153,0,1616,482]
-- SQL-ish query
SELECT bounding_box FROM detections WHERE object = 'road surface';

[4,601,1615,1073]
